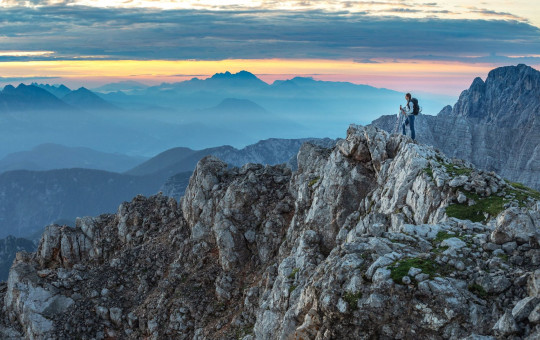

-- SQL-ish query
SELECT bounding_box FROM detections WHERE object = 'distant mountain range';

[0,136,335,239]
[371,64,540,190]
[62,87,118,110]
[96,71,451,120]
[127,137,336,180]
[92,80,149,93]
[0,71,453,159]
[0,236,35,281]
[0,168,163,239]
[0,143,147,173]
[33,83,71,98]
[0,84,71,111]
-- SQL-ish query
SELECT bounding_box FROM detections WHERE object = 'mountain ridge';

[372,63,540,190]
[62,87,118,111]
[2,125,539,338]
[0,143,147,174]
[0,84,72,111]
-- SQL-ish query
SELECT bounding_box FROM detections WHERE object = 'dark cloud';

[0,6,539,62]
[468,7,527,21]
[384,8,422,13]
[354,58,380,64]
[412,54,540,64]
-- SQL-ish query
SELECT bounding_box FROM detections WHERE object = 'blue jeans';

[402,114,416,140]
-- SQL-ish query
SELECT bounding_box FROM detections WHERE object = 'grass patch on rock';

[497,254,509,262]
[288,268,299,280]
[446,191,505,223]
[433,231,453,243]
[432,245,449,254]
[468,283,488,299]
[343,291,363,311]
[442,162,473,177]
[446,180,539,223]
[388,258,440,284]
[506,181,540,206]
[308,177,320,187]
[423,167,434,179]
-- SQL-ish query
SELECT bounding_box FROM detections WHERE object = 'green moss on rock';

[343,291,363,311]
[468,283,488,299]
[446,193,505,223]
[308,177,320,187]
[388,258,440,284]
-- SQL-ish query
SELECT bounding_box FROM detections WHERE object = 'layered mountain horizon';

[0,63,537,244]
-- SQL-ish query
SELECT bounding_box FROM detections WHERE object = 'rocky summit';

[372,64,540,191]
[2,125,540,339]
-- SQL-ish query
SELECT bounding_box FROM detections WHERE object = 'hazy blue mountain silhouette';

[0,70,453,158]
[62,87,118,110]
[0,143,147,173]
[34,83,72,98]
[0,236,36,280]
[92,80,149,93]
[0,84,72,111]
[0,168,164,239]
[127,137,336,181]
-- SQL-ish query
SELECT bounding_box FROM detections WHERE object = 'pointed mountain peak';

[73,87,92,93]
[34,83,72,98]
[469,77,486,93]
[62,87,117,110]
[236,70,258,79]
[2,84,15,92]
[210,70,259,80]
[471,77,485,87]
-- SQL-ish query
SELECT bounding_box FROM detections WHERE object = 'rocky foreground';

[2,125,540,339]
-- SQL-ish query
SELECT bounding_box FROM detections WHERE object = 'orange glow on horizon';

[0,58,535,96]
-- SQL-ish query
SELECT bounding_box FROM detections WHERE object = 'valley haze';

[0,71,453,159]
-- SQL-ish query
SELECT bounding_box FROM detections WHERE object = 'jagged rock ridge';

[2,125,540,339]
[372,64,540,190]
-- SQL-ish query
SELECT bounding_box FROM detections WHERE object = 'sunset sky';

[1,0,539,95]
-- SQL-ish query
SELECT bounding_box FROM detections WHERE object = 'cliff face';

[2,125,540,339]
[372,64,540,190]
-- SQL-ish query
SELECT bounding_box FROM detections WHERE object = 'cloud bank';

[0,6,539,62]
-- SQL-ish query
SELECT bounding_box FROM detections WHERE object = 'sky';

[1,1,540,95]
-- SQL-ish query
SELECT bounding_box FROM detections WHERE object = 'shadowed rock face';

[1,125,540,339]
[372,64,540,190]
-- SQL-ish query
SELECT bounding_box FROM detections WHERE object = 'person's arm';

[403,101,413,115]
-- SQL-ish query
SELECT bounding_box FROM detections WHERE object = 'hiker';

[400,93,419,140]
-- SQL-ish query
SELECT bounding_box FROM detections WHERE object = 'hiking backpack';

[411,98,420,115]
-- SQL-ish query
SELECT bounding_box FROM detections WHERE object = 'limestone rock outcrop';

[372,64,540,190]
[2,125,540,339]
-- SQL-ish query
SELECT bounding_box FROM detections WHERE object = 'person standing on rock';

[400,93,417,140]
